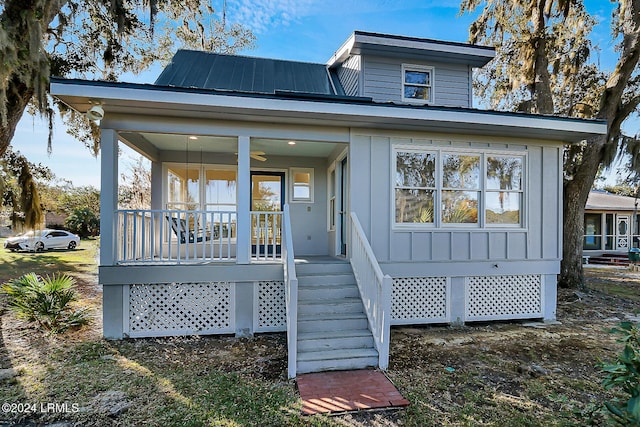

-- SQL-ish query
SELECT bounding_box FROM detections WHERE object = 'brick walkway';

[297,370,410,415]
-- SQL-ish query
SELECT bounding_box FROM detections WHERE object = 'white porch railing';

[250,211,282,261]
[349,211,392,370]
[116,209,237,263]
[281,205,298,378]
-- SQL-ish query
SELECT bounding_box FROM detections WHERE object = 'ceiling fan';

[236,151,267,161]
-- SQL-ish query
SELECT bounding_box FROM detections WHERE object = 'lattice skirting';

[126,282,235,337]
[391,277,449,325]
[465,275,543,321]
[254,281,286,332]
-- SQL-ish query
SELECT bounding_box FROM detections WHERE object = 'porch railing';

[281,205,298,378]
[116,209,237,263]
[250,211,282,261]
[349,211,392,370]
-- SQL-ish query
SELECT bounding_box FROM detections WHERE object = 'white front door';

[617,215,630,250]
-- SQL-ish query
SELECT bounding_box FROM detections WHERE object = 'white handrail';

[281,204,298,378]
[349,211,392,370]
[250,211,283,261]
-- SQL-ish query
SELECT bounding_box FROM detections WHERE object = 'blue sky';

[12,0,621,188]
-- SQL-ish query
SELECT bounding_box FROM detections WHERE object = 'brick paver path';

[297,370,410,415]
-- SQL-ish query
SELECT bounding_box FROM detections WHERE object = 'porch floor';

[297,370,409,415]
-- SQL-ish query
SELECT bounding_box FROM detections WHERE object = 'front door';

[251,171,284,255]
[617,215,630,251]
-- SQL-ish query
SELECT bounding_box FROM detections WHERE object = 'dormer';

[327,31,495,108]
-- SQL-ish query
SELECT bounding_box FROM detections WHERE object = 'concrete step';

[295,261,352,276]
[297,329,375,352]
[297,312,369,333]
[298,298,364,315]
[297,273,356,286]
[298,283,360,300]
[296,348,378,374]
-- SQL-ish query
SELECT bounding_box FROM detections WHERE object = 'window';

[204,168,237,211]
[485,156,523,225]
[584,213,602,250]
[395,151,436,224]
[393,147,525,228]
[402,64,433,104]
[290,168,314,202]
[442,154,480,224]
[167,166,200,210]
[328,167,336,230]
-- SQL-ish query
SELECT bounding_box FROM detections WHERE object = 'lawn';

[0,249,638,426]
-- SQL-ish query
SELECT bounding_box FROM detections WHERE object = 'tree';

[0,0,255,226]
[65,206,99,237]
[460,0,640,288]
[119,155,151,210]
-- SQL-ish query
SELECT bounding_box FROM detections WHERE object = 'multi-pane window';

[204,168,237,211]
[291,168,314,202]
[394,148,525,227]
[402,64,433,103]
[486,156,523,225]
[442,154,480,224]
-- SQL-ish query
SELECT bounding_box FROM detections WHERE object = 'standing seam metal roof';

[155,50,339,96]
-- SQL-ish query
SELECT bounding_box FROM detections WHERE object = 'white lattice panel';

[391,277,449,324]
[127,282,234,337]
[254,281,286,332]
[465,275,542,321]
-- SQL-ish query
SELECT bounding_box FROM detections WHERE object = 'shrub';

[65,207,99,238]
[1,273,90,333]
[601,321,640,426]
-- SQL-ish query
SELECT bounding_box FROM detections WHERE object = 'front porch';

[116,209,282,264]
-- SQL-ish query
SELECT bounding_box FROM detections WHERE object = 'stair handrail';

[282,204,298,378]
[349,211,392,370]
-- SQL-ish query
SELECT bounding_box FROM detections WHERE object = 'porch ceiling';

[120,132,339,158]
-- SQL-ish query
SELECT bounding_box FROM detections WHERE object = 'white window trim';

[392,145,527,230]
[401,64,434,105]
[289,167,314,203]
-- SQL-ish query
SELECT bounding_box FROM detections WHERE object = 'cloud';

[227,0,315,33]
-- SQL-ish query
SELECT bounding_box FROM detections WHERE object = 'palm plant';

[1,273,89,333]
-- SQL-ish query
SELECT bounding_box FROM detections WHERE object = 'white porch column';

[150,160,163,210]
[236,135,251,264]
[100,129,118,266]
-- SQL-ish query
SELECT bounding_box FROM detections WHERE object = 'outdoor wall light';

[86,104,105,121]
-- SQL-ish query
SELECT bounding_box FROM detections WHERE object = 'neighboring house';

[51,31,607,377]
[584,190,639,254]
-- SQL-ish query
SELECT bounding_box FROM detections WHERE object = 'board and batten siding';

[362,56,471,108]
[349,134,563,265]
[336,55,360,97]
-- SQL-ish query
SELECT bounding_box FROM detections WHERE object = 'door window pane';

[252,174,282,211]
[205,169,236,211]
[584,213,602,250]
[167,166,200,210]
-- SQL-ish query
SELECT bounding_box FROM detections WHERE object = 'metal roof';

[155,50,339,96]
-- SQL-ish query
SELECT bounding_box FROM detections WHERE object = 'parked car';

[4,229,80,252]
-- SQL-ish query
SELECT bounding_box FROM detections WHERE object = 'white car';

[4,229,80,252]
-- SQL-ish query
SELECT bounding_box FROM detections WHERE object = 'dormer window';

[402,64,433,104]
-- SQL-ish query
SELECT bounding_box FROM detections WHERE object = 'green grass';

[0,237,98,283]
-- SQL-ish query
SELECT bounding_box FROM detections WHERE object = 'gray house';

[584,190,639,254]
[51,31,607,378]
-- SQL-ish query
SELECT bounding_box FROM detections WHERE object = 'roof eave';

[50,78,606,143]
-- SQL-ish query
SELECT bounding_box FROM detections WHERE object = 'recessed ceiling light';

[288,141,296,145]
[188,136,198,140]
